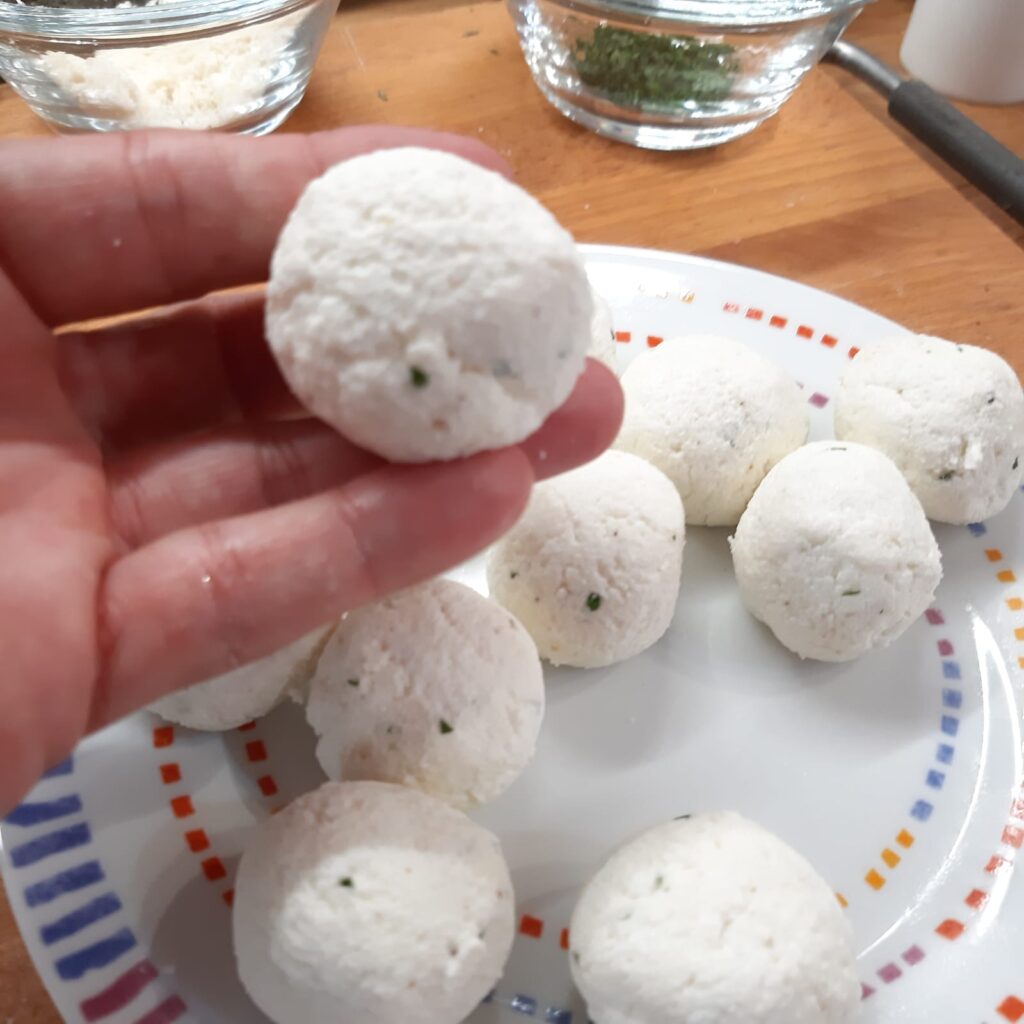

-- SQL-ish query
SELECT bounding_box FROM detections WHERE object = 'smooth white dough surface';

[730,441,942,662]
[233,781,514,1024]
[487,450,684,668]
[588,291,618,372]
[266,147,592,462]
[615,335,809,526]
[569,812,861,1024]
[834,334,1024,524]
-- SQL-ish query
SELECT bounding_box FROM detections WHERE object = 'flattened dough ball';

[266,147,592,462]
[615,336,808,526]
[233,781,514,1024]
[486,450,684,668]
[149,626,332,731]
[569,813,860,1024]
[730,441,942,662]
[834,334,1024,523]
[306,579,544,810]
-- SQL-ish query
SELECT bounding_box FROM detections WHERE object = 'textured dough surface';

[266,147,592,462]
[487,450,684,668]
[570,812,860,1024]
[306,579,544,810]
[149,626,333,731]
[834,334,1024,523]
[730,441,942,661]
[615,335,808,526]
[233,781,514,1024]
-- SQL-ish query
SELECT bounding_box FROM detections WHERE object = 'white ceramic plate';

[4,246,1023,1024]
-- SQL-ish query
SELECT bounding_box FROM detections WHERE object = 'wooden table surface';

[1,0,1022,1018]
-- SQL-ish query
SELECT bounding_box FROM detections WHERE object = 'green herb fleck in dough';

[987,394,996,405]
[510,570,518,579]
[841,589,861,597]
[586,592,602,611]
[347,678,360,688]
[938,470,955,481]
[1014,457,1020,471]
[654,875,665,891]
[572,25,738,107]
[572,951,581,965]
[674,814,692,820]
[339,877,354,888]
[410,366,430,388]
[377,89,389,102]
[439,718,454,735]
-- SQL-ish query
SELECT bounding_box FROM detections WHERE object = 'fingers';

[92,448,533,725]
[104,360,623,546]
[59,291,298,453]
[524,359,624,481]
[108,419,381,548]
[0,127,510,327]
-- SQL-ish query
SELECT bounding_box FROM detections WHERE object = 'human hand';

[0,127,622,813]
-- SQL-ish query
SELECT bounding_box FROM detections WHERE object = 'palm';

[0,129,622,814]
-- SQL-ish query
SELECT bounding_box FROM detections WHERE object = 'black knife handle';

[888,78,1024,225]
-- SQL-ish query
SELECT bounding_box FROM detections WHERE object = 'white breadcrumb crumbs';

[38,1,301,130]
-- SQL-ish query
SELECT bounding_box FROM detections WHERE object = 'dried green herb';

[347,678,360,688]
[586,592,602,611]
[938,470,955,481]
[410,366,429,388]
[339,877,353,888]
[842,589,861,597]
[1014,457,1020,471]
[573,25,738,107]
[510,570,519,579]
[439,718,454,734]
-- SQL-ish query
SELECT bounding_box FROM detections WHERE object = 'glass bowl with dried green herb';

[508,0,871,149]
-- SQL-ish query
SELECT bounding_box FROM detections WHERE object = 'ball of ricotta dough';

[834,334,1024,524]
[266,147,592,463]
[233,781,514,1024]
[486,450,684,668]
[149,626,333,731]
[588,291,618,372]
[615,336,808,526]
[731,441,942,662]
[306,579,544,810]
[569,813,859,1024]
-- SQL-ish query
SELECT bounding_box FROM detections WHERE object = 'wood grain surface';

[0,0,1021,1019]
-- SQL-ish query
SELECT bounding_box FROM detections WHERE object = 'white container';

[900,0,1024,105]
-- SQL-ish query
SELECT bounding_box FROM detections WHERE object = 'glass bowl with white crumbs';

[0,0,338,133]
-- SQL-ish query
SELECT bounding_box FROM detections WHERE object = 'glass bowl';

[0,0,338,134]
[509,0,872,150]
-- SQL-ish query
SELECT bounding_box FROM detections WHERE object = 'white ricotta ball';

[834,334,1024,524]
[730,441,942,662]
[266,147,592,463]
[306,579,544,810]
[588,291,618,372]
[149,626,333,731]
[486,450,684,668]
[233,781,514,1024]
[569,813,860,1024]
[615,336,809,526]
